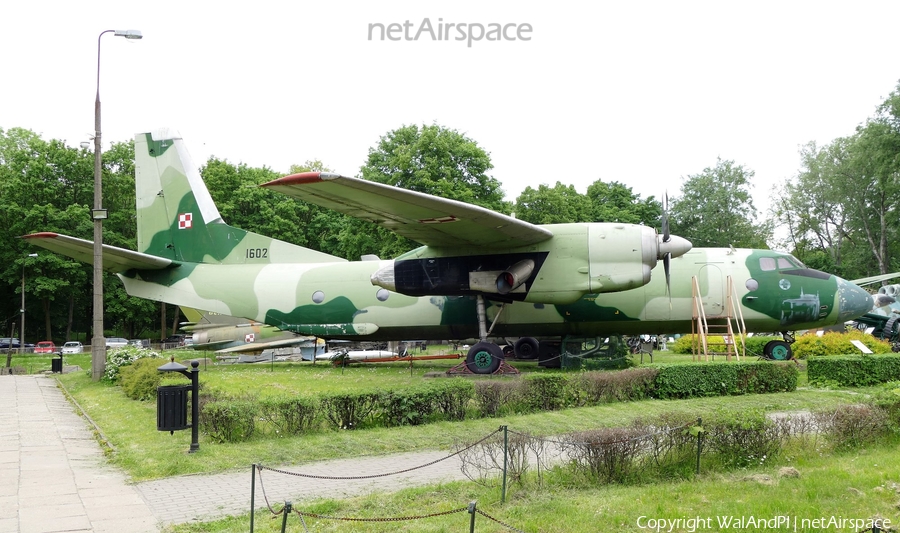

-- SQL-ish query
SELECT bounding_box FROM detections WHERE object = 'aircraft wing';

[21,232,175,272]
[261,173,553,248]
[850,272,900,287]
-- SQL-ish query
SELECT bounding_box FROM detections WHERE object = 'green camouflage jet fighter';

[23,129,873,372]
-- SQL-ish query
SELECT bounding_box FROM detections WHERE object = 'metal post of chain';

[250,464,256,533]
[281,501,292,533]
[468,500,477,533]
[695,417,702,475]
[501,425,508,503]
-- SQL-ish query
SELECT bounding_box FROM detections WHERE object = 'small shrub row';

[198,379,476,440]
[670,335,780,356]
[791,330,891,359]
[808,354,900,386]
[457,400,897,487]
[651,361,797,399]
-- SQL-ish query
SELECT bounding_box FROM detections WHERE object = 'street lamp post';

[92,29,142,381]
[20,253,38,355]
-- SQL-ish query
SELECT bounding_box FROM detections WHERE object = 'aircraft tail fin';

[135,130,343,264]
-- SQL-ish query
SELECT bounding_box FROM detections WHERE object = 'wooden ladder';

[691,276,747,361]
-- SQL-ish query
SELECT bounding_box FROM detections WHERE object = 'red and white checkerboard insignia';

[178,213,193,229]
[418,215,458,224]
[245,333,255,343]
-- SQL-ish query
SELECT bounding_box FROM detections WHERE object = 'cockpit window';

[759,257,777,271]
[777,258,793,269]
[788,255,806,268]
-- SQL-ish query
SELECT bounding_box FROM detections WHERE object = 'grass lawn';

[53,348,863,482]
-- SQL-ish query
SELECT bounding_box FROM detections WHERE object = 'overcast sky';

[2,1,898,220]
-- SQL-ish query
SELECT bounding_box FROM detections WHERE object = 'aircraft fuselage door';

[699,264,725,316]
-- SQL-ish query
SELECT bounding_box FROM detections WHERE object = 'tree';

[514,182,592,224]
[354,123,506,258]
[669,158,770,248]
[361,124,506,211]
[772,80,900,278]
[586,180,661,226]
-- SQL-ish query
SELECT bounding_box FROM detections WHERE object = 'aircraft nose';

[836,277,874,322]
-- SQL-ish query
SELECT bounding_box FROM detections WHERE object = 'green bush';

[571,367,659,406]
[200,400,258,443]
[119,356,167,401]
[791,330,891,359]
[103,346,161,382]
[473,380,521,417]
[808,354,900,386]
[814,404,889,449]
[320,391,382,430]
[705,409,786,468]
[521,374,568,412]
[671,335,781,358]
[382,386,440,426]
[870,381,900,432]
[651,361,797,399]
[428,380,474,421]
[258,396,320,436]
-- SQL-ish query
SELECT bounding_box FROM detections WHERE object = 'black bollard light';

[157,358,200,452]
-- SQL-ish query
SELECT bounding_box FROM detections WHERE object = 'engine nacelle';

[496,259,535,295]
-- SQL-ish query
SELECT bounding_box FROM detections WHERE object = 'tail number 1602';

[246,248,269,259]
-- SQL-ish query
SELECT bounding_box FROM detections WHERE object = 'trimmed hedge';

[195,362,799,442]
[808,354,900,386]
[651,361,798,399]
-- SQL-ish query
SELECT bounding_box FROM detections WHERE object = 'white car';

[61,341,83,354]
[105,337,128,348]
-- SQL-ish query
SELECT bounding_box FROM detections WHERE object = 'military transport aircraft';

[23,129,874,371]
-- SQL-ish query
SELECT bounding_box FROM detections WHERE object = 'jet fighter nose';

[836,277,875,322]
[657,235,692,260]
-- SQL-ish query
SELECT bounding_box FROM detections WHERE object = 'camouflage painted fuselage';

[113,130,872,341]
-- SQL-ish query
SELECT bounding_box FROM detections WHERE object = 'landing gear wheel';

[514,337,539,359]
[763,340,793,360]
[466,341,503,374]
[502,345,515,357]
[883,317,899,341]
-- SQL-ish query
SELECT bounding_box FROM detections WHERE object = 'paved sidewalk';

[136,450,470,525]
[1,374,476,531]
[0,375,158,533]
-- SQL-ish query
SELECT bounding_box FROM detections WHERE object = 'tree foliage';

[669,158,770,248]
[773,80,900,278]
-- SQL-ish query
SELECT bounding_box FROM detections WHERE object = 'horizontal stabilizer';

[21,232,175,272]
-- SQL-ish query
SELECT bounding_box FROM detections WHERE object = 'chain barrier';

[257,427,501,481]
[255,466,282,516]
[508,420,696,447]
[292,506,469,523]
[476,508,529,533]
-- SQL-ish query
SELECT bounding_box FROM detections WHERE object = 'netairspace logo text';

[367,18,532,48]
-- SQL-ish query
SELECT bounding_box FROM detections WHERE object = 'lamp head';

[114,29,142,40]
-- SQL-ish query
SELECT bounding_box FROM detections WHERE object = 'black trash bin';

[51,356,63,373]
[157,384,191,433]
